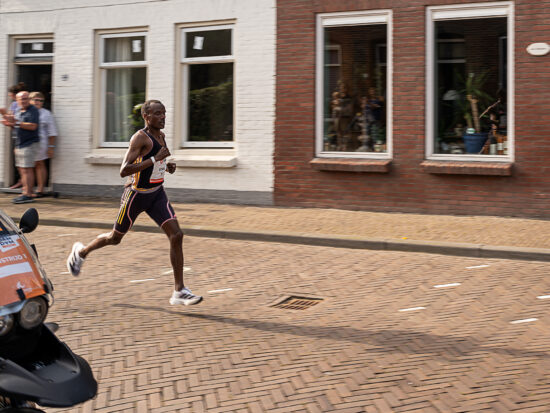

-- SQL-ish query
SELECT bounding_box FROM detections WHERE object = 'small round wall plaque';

[526,42,550,56]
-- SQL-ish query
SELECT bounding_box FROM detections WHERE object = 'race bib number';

[150,158,166,184]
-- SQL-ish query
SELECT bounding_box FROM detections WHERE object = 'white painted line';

[208,288,233,294]
[57,234,75,237]
[510,318,538,324]
[130,278,156,283]
[466,264,490,269]
[60,271,70,275]
[537,295,550,300]
[162,267,191,275]
[434,283,461,289]
[399,307,426,312]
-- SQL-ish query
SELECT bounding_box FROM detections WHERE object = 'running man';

[66,99,202,306]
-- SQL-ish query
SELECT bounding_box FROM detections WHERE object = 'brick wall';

[275,0,550,218]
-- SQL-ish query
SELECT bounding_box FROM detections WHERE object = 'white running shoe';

[67,242,85,276]
[170,287,203,306]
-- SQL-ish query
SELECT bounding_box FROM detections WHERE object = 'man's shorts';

[14,142,39,168]
[114,186,176,234]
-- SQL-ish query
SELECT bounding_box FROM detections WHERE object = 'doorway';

[4,37,54,191]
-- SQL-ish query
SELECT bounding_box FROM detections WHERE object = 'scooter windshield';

[0,210,49,310]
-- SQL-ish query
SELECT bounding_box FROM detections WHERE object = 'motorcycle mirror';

[19,208,39,233]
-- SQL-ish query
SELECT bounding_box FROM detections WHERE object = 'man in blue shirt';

[1,91,40,203]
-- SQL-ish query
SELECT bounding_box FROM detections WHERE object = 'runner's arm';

[120,132,151,177]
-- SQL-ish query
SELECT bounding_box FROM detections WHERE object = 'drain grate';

[271,296,323,310]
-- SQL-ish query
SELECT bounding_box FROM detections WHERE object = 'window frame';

[98,30,148,148]
[180,24,235,148]
[15,39,54,58]
[425,2,514,162]
[315,10,393,159]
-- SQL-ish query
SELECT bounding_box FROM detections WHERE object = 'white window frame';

[16,39,54,58]
[180,24,235,148]
[316,10,393,159]
[426,2,514,162]
[98,31,147,148]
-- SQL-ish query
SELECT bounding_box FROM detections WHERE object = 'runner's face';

[146,103,166,129]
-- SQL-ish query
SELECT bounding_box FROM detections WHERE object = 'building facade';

[275,0,550,217]
[0,0,276,204]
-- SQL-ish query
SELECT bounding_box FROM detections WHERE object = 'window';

[426,2,514,159]
[16,39,54,59]
[99,32,147,147]
[180,25,234,148]
[316,11,392,158]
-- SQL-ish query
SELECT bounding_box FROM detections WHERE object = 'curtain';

[105,38,134,142]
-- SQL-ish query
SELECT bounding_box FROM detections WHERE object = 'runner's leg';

[161,219,184,291]
[79,230,125,259]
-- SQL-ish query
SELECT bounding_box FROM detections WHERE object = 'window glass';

[100,33,146,145]
[188,63,233,142]
[104,67,146,143]
[104,36,145,63]
[181,26,234,147]
[185,29,231,58]
[322,24,387,153]
[434,18,507,155]
[19,41,54,55]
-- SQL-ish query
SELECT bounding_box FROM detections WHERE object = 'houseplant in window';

[456,71,494,154]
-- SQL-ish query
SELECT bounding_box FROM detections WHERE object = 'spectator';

[1,91,40,203]
[30,91,57,196]
[0,82,27,189]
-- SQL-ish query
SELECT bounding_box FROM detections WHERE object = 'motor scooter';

[0,208,97,412]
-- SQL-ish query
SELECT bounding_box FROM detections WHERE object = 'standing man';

[66,99,202,306]
[1,91,39,203]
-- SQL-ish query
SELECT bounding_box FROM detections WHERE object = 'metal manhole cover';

[271,296,323,310]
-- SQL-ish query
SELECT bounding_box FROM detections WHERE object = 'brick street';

[31,225,550,412]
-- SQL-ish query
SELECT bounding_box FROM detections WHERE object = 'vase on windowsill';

[462,128,488,154]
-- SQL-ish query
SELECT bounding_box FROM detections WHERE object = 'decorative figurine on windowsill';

[331,81,353,151]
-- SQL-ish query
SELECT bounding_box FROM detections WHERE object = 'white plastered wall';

[0,0,275,196]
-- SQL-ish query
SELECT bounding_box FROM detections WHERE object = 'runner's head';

[141,99,165,130]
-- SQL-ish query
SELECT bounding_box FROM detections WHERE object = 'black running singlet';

[131,128,167,191]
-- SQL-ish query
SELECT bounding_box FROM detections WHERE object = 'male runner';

[66,99,202,306]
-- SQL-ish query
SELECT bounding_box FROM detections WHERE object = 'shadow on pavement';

[114,304,549,360]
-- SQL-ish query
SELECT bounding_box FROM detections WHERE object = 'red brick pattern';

[275,0,550,218]
[37,226,550,412]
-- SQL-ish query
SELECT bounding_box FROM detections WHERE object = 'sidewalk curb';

[37,218,550,262]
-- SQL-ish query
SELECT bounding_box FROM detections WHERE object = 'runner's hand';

[167,162,176,174]
[156,146,171,161]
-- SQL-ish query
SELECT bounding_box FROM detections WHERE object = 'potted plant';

[456,71,494,153]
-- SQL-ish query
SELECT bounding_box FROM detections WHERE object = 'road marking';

[208,288,233,294]
[510,318,538,324]
[57,233,75,237]
[399,307,425,312]
[537,295,550,299]
[434,283,461,288]
[466,264,490,269]
[130,278,156,283]
[60,271,70,275]
[162,267,191,275]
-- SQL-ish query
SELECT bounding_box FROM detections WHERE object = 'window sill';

[310,158,391,173]
[172,150,237,168]
[421,160,513,176]
[85,150,125,165]
[85,150,238,168]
